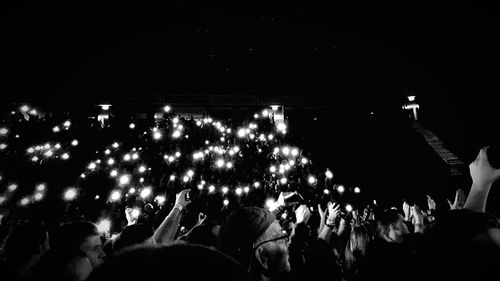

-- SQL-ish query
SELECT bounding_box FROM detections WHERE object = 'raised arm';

[464,147,500,212]
[153,189,191,244]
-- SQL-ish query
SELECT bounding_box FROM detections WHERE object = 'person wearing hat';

[217,206,291,281]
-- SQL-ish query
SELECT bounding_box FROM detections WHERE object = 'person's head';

[2,221,49,271]
[112,224,154,255]
[377,208,409,243]
[345,223,376,268]
[217,207,290,278]
[32,249,93,281]
[51,221,106,269]
[87,244,248,281]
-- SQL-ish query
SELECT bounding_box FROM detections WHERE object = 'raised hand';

[426,195,436,211]
[175,189,192,210]
[318,203,327,220]
[403,201,411,221]
[447,189,466,210]
[411,204,424,225]
[295,204,311,224]
[327,202,341,222]
[470,147,500,187]
[125,207,138,226]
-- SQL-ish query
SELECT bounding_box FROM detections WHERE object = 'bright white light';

[262,109,269,117]
[289,160,295,166]
[104,149,111,155]
[119,174,130,186]
[244,186,250,193]
[259,134,266,141]
[226,162,233,169]
[201,180,206,185]
[97,219,111,233]
[354,187,361,194]
[407,95,416,102]
[44,150,53,157]
[52,126,60,133]
[123,154,131,161]
[291,148,299,157]
[112,142,119,148]
[208,185,215,193]
[273,147,280,154]
[107,158,115,165]
[168,156,175,163]
[131,208,140,218]
[196,120,202,126]
[80,173,86,178]
[0,196,5,204]
[254,182,260,188]
[345,204,353,212]
[270,166,276,173]
[235,187,243,195]
[7,183,17,192]
[249,133,255,139]
[63,120,71,127]
[129,188,136,194]
[220,137,225,142]
[277,123,287,131]
[197,184,204,190]
[323,189,330,195]
[172,130,181,138]
[155,195,166,205]
[61,153,70,160]
[44,143,50,149]
[281,212,287,219]
[33,192,44,201]
[153,132,162,140]
[164,105,171,112]
[223,199,229,206]
[172,117,179,124]
[140,188,152,198]
[183,176,189,183]
[308,176,316,184]
[0,127,9,135]
[337,185,345,193]
[226,128,231,133]
[100,104,111,111]
[237,129,246,138]
[63,188,77,201]
[88,162,97,170]
[36,183,46,191]
[254,113,259,119]
[20,105,30,112]
[27,147,34,154]
[266,198,279,211]
[175,152,181,158]
[0,143,7,150]
[282,147,290,155]
[216,159,225,168]
[222,187,229,194]
[187,170,194,177]
[54,143,61,149]
[29,109,37,115]
[139,165,147,173]
[31,156,39,162]
[110,170,118,177]
[139,177,144,183]
[110,190,121,202]
[129,123,136,129]
[284,164,291,170]
[325,170,333,179]
[268,134,274,140]
[271,105,280,111]
[20,197,30,206]
[170,175,175,181]
[301,158,308,164]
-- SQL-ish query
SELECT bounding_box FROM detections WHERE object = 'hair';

[87,243,248,281]
[377,208,402,227]
[112,224,154,254]
[345,222,376,271]
[2,221,48,266]
[51,221,99,254]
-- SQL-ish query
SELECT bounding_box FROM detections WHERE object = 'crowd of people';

[1,104,500,281]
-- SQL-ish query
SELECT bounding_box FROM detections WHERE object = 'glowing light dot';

[0,128,8,135]
[223,199,229,206]
[266,199,279,211]
[139,178,144,183]
[220,137,225,142]
[139,166,147,173]
[172,130,181,138]
[80,174,86,178]
[226,128,231,133]
[197,184,204,190]
[63,120,71,127]
[129,123,136,129]
[254,114,259,119]
[187,170,194,177]
[268,134,274,140]
[226,162,233,169]
[153,132,162,140]
[129,188,136,194]
[132,153,139,160]
[270,166,276,173]
[216,159,224,168]
[244,186,250,193]
[172,117,179,124]
[52,126,60,133]
[164,105,171,112]
[34,192,44,201]
[63,188,77,201]
[183,176,189,183]
[325,170,333,179]
[281,213,287,219]
[254,182,260,188]
[277,123,287,131]
[291,149,299,156]
[282,147,290,155]
[354,187,361,194]
[119,175,130,185]
[280,178,287,184]
[308,176,316,184]
[61,153,70,160]
[345,204,353,212]
[196,120,202,126]
[20,197,30,206]
[301,158,308,164]
[259,134,266,141]
[237,129,246,138]
[20,105,30,112]
[110,170,118,177]
[36,184,46,191]
[101,104,110,110]
[110,190,121,202]
[44,150,53,157]
[175,152,181,158]
[112,142,119,148]
[262,109,269,117]
[88,162,97,170]
[323,189,330,195]
[107,158,115,165]
[31,156,39,162]
[104,149,111,155]
[27,147,34,154]
[209,185,215,193]
[170,175,175,181]
[0,143,7,150]
[0,196,5,204]
[155,195,166,205]
[97,219,111,233]
[140,188,152,198]
[95,195,100,199]
[222,187,229,194]
[123,154,131,161]
[337,185,345,193]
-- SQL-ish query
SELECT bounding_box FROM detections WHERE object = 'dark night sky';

[2,1,500,211]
